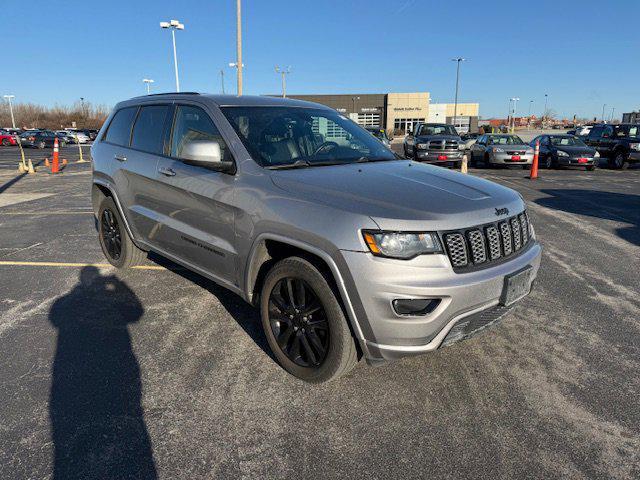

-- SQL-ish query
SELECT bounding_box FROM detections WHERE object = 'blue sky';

[4,0,639,119]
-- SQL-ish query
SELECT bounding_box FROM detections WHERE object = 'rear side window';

[104,107,137,146]
[170,105,232,162]
[131,105,170,154]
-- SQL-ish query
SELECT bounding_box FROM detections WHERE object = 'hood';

[415,134,460,142]
[270,161,524,231]
[554,145,596,155]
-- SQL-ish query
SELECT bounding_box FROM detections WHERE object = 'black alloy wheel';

[100,208,122,261]
[268,277,329,368]
[613,152,629,170]
[544,155,553,169]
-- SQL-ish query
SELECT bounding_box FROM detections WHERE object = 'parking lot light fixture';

[351,96,360,119]
[236,0,243,96]
[275,66,291,98]
[160,19,184,92]
[602,104,607,122]
[451,58,465,128]
[510,97,520,132]
[3,95,16,129]
[543,94,548,123]
[142,78,155,94]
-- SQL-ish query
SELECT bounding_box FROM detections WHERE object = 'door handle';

[114,154,127,162]
[158,167,176,177]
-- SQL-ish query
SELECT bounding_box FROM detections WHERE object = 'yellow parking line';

[0,260,166,270]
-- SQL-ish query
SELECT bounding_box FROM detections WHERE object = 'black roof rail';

[132,92,201,99]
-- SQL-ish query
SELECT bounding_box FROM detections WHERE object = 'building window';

[393,118,426,134]
[357,113,380,127]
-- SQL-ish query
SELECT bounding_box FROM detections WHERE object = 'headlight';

[363,231,442,259]
[557,150,569,157]
[416,143,429,149]
[630,143,640,151]
[493,147,505,153]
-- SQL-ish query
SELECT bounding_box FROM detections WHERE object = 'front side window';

[131,105,169,154]
[221,106,396,168]
[104,107,138,146]
[170,105,232,163]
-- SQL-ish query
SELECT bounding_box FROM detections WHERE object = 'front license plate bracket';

[500,266,533,306]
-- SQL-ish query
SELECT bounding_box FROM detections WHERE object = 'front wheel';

[543,156,553,169]
[1,139,9,146]
[260,257,358,383]
[97,196,147,268]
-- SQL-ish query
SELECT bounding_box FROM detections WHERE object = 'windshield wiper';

[355,156,396,163]
[266,159,312,170]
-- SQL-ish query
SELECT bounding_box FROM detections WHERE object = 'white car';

[575,125,592,137]
[72,131,90,144]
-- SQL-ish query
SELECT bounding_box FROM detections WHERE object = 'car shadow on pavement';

[48,266,157,480]
[149,254,275,363]
[535,189,640,246]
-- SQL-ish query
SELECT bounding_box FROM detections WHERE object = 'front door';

[153,103,238,286]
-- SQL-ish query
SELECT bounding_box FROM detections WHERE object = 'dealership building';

[285,92,479,135]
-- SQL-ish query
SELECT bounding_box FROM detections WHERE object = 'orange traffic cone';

[51,138,60,174]
[529,140,539,180]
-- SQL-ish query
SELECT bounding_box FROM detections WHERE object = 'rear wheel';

[260,257,358,383]
[97,196,146,268]
[1,138,9,146]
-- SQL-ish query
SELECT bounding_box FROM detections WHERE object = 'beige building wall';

[386,92,430,134]
[443,103,479,117]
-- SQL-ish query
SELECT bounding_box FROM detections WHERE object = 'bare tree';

[0,101,109,130]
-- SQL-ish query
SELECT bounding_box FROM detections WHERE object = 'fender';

[244,233,366,343]
[92,179,138,246]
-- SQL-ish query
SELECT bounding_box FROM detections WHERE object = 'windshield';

[549,136,586,147]
[416,124,457,136]
[221,106,396,168]
[487,135,524,145]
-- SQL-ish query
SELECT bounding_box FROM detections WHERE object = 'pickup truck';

[403,122,463,168]
[584,123,640,169]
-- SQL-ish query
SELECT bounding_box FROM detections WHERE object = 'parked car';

[19,130,65,148]
[403,123,463,168]
[365,127,391,147]
[584,123,640,169]
[469,134,534,168]
[0,129,18,146]
[91,93,542,382]
[56,130,78,143]
[72,131,90,143]
[530,134,598,170]
[79,128,99,140]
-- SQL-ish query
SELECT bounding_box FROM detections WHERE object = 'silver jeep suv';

[91,93,542,383]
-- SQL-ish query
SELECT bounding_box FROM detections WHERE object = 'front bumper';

[341,241,542,362]
[557,156,596,166]
[415,149,462,163]
[489,153,534,165]
[628,151,640,162]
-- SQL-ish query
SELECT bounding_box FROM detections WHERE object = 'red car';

[0,130,18,146]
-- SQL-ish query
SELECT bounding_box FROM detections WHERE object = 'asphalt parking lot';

[1,144,639,479]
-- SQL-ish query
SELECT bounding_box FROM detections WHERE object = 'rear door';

[105,104,171,244]
[153,103,238,285]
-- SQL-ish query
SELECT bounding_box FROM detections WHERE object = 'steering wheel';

[314,141,339,155]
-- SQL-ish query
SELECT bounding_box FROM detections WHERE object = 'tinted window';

[104,107,137,146]
[589,126,604,138]
[170,105,232,163]
[131,105,169,154]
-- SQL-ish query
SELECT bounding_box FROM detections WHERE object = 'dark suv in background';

[585,123,640,169]
[403,123,463,168]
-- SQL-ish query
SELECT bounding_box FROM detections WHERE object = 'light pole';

[351,96,360,122]
[220,69,225,94]
[601,104,607,122]
[142,78,154,94]
[451,57,465,126]
[3,95,16,129]
[235,0,243,95]
[543,94,548,123]
[275,66,291,98]
[528,100,533,130]
[160,19,184,92]
[610,107,616,122]
[510,97,520,132]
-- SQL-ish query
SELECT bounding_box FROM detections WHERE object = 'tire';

[612,151,629,170]
[543,156,553,169]
[37,141,46,149]
[97,196,146,268]
[260,256,358,383]
[483,153,491,168]
[1,139,9,146]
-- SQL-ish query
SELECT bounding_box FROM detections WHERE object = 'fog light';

[392,298,440,316]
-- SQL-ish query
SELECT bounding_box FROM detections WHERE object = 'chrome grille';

[485,226,502,260]
[428,140,459,151]
[500,222,513,256]
[443,211,532,271]
[444,233,468,267]
[467,230,487,264]
[511,217,522,250]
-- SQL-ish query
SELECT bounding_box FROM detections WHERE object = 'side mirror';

[181,140,235,173]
